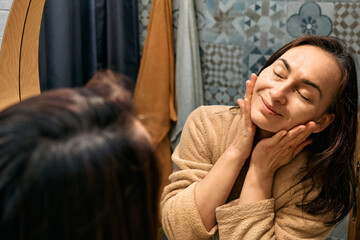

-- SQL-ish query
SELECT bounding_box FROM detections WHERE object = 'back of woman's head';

[0,74,160,239]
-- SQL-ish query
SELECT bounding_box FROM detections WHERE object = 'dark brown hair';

[259,35,358,224]
[0,71,160,239]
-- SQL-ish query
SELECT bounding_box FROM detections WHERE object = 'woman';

[0,70,160,240]
[161,35,358,239]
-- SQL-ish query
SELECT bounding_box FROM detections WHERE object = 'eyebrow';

[278,58,323,98]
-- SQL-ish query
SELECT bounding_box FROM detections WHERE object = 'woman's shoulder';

[186,105,241,146]
[189,105,239,120]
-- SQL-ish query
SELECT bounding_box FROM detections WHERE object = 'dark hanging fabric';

[95,0,140,81]
[39,0,140,91]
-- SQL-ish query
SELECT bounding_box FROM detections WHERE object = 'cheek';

[286,106,318,128]
[250,93,262,117]
[250,99,317,132]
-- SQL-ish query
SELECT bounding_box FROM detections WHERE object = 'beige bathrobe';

[161,105,335,240]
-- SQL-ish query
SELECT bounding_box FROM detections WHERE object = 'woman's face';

[251,45,341,133]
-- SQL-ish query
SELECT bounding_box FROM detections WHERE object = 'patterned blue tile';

[242,45,276,81]
[331,2,360,54]
[243,1,287,48]
[286,2,333,37]
[201,43,244,105]
[200,0,246,45]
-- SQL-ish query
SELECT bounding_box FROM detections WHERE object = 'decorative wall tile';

[201,0,246,45]
[286,2,333,38]
[201,43,243,105]
[332,3,360,54]
[242,45,275,81]
[243,1,287,48]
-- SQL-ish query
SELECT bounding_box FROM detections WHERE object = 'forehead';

[277,45,341,98]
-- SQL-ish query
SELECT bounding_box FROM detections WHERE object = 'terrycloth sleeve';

[161,106,219,240]
[215,155,335,240]
[216,199,275,239]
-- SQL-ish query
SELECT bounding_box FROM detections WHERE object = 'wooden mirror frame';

[0,0,45,111]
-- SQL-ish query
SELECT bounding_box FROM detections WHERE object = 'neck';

[255,127,275,143]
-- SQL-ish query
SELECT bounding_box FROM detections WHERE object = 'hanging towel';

[170,0,203,151]
[39,0,140,90]
[134,0,176,193]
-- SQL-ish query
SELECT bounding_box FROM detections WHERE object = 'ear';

[313,113,335,133]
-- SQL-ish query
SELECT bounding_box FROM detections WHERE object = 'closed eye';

[296,88,310,102]
[273,70,283,78]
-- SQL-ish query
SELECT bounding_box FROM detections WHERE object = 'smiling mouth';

[261,97,283,116]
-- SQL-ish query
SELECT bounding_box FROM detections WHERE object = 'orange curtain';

[134,0,176,193]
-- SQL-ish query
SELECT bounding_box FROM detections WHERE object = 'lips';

[261,96,282,116]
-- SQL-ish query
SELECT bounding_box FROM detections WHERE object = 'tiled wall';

[0,0,12,48]
[139,0,360,106]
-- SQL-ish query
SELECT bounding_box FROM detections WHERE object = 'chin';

[251,112,283,133]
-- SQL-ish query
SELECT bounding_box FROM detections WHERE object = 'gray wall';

[0,0,12,48]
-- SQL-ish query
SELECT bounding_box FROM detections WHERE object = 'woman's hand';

[238,121,317,204]
[227,73,257,163]
[195,74,258,230]
[251,121,317,177]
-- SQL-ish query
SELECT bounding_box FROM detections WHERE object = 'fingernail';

[308,122,316,128]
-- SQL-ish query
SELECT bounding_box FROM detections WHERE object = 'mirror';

[0,1,359,239]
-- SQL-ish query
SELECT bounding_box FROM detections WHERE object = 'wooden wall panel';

[0,0,45,110]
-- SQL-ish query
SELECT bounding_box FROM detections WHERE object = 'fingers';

[238,73,257,121]
[270,130,287,142]
[237,73,257,112]
[281,121,316,146]
[237,97,254,135]
[237,99,245,115]
[293,138,313,157]
[244,73,257,100]
[250,73,258,88]
[245,97,251,118]
[237,98,251,121]
[264,121,316,150]
[238,92,252,109]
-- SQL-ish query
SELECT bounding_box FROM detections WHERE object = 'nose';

[269,84,288,105]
